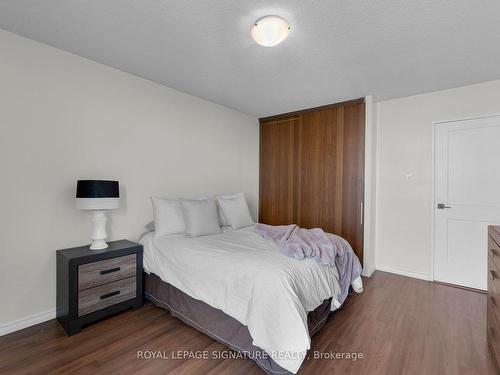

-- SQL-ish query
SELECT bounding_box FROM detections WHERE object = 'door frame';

[430,113,500,282]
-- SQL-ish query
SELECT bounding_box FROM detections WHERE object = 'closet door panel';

[259,118,298,225]
[341,102,365,258]
[297,108,344,234]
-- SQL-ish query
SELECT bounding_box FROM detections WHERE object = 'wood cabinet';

[259,99,365,262]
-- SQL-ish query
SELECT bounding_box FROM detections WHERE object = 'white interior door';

[434,115,500,290]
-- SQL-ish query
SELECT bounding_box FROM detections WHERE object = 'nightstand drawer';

[78,276,136,316]
[78,254,136,290]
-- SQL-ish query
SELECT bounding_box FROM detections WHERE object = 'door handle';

[437,203,451,209]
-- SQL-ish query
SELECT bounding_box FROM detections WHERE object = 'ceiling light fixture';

[251,16,290,47]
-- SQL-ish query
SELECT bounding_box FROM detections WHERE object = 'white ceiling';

[1,1,500,117]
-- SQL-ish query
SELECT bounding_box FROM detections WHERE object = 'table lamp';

[76,180,120,250]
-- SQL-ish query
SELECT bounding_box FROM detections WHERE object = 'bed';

[140,225,362,374]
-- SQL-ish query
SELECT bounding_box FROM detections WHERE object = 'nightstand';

[56,240,143,335]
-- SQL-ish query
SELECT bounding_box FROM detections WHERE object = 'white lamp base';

[90,239,108,250]
[90,210,109,250]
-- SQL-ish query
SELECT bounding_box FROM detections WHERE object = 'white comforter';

[140,226,355,373]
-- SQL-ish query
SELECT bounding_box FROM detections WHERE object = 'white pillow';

[216,192,242,225]
[217,193,254,230]
[181,197,221,236]
[151,197,185,238]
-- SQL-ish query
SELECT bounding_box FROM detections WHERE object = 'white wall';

[375,79,500,280]
[0,30,259,332]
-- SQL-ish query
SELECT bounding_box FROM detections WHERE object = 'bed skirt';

[144,272,335,375]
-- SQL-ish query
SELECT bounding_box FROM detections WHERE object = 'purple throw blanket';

[254,223,363,305]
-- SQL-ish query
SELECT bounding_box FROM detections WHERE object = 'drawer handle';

[100,290,121,300]
[491,296,497,306]
[491,248,498,257]
[100,267,121,275]
[490,270,497,280]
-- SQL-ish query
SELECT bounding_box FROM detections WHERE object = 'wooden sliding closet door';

[297,106,344,234]
[296,101,365,258]
[340,101,365,256]
[259,99,365,262]
[259,116,299,225]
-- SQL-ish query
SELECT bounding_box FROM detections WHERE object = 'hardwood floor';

[0,271,497,374]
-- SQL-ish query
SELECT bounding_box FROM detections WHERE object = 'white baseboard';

[0,308,56,336]
[362,266,376,277]
[375,265,431,281]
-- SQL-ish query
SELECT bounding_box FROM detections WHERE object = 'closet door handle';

[360,202,364,226]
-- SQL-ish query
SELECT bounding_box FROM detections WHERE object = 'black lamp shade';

[76,180,119,198]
